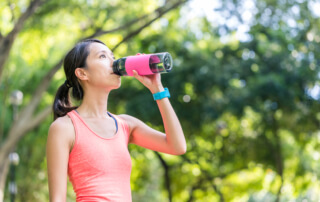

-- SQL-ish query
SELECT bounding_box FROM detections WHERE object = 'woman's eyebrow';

[96,50,108,55]
[96,50,115,59]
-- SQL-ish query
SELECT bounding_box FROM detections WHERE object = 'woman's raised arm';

[124,70,186,155]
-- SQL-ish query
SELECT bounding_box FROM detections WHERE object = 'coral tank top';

[67,110,132,202]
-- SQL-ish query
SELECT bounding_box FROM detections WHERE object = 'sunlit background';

[1,0,320,201]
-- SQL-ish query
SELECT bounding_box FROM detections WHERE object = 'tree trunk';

[212,183,225,202]
[0,158,10,201]
[0,0,46,81]
[187,176,225,202]
[154,152,172,202]
[274,131,284,202]
[271,113,284,202]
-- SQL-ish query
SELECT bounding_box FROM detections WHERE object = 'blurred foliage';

[1,0,320,201]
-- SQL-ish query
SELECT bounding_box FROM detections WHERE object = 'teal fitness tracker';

[153,88,170,100]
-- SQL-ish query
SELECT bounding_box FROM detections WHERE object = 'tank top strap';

[108,113,131,143]
[67,110,77,120]
[66,110,83,132]
[66,110,84,154]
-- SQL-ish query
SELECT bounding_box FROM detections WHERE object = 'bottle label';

[125,55,154,76]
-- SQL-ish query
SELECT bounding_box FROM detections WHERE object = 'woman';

[46,39,186,202]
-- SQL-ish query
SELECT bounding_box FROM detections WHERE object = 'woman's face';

[82,42,121,90]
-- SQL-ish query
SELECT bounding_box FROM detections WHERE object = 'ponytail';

[53,81,77,120]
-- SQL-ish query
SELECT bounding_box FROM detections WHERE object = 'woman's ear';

[75,68,88,81]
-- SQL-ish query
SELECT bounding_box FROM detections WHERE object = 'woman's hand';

[132,53,164,93]
[132,70,164,94]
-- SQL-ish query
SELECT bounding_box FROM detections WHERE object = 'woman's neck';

[76,89,110,118]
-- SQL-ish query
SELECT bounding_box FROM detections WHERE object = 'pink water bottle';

[112,52,173,76]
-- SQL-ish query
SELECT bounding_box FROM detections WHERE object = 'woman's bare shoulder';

[117,114,139,125]
[118,114,145,134]
[50,115,73,130]
[118,114,139,122]
[48,115,75,144]
[118,114,135,132]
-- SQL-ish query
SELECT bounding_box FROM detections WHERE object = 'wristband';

[153,88,170,100]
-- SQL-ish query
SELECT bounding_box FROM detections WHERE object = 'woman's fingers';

[133,70,143,81]
[133,70,151,87]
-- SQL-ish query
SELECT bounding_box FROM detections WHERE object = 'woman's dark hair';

[53,39,106,120]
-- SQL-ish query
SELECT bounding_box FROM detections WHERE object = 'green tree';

[2,0,320,201]
[118,0,320,201]
[0,0,188,201]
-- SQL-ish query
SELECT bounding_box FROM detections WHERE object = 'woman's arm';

[124,71,186,155]
[46,116,74,202]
